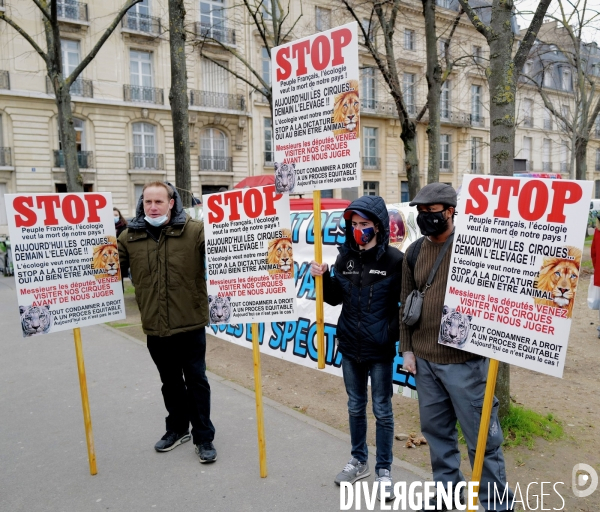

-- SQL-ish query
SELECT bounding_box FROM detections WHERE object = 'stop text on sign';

[12,194,108,227]
[207,185,282,224]
[465,178,582,224]
[275,27,352,81]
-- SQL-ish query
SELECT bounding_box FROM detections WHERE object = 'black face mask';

[417,210,448,236]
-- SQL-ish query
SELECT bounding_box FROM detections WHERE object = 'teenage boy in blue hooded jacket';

[310,195,403,501]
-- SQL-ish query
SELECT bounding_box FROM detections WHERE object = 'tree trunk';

[422,0,440,184]
[55,82,84,192]
[575,136,588,181]
[168,0,192,207]
[400,121,420,199]
[496,362,510,420]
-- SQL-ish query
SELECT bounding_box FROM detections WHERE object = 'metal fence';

[122,12,161,35]
[189,90,245,111]
[53,150,94,169]
[195,23,236,46]
[46,76,93,97]
[199,156,233,172]
[124,85,164,104]
[57,1,88,22]
[129,153,164,170]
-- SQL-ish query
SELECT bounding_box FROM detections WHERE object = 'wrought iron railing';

[470,115,486,127]
[0,70,9,90]
[53,150,94,169]
[362,157,381,170]
[122,12,161,35]
[264,151,274,167]
[523,116,534,128]
[46,76,93,97]
[470,162,484,173]
[124,85,164,104]
[542,162,553,172]
[361,100,397,117]
[560,162,571,174]
[56,1,88,22]
[195,22,236,46]
[199,156,233,172]
[440,161,453,172]
[129,153,164,170]
[0,148,11,167]
[543,118,553,130]
[189,90,245,111]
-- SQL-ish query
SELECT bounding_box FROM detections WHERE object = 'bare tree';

[168,0,192,206]
[457,0,552,419]
[522,3,600,180]
[194,0,303,114]
[0,0,143,192]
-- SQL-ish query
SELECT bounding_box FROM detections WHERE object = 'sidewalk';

[0,276,428,512]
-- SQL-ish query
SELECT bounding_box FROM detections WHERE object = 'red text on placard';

[207,185,282,224]
[13,194,108,227]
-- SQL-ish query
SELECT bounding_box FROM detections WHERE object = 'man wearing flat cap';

[399,183,513,511]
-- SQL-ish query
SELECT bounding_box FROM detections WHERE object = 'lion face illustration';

[332,81,359,137]
[267,229,293,275]
[92,236,121,279]
[533,246,581,318]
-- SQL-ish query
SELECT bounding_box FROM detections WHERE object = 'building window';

[439,38,450,60]
[0,182,7,226]
[61,39,80,78]
[130,50,153,98]
[363,127,378,168]
[315,7,331,32]
[560,141,569,173]
[543,108,553,130]
[132,122,159,169]
[127,0,151,31]
[363,181,379,196]
[403,73,416,115]
[440,134,451,171]
[436,0,451,8]
[401,181,410,203]
[596,180,600,199]
[522,98,533,127]
[200,128,229,171]
[522,60,532,75]
[473,45,483,64]
[523,136,532,169]
[362,67,376,109]
[471,137,482,172]
[261,47,271,87]
[202,58,229,95]
[596,148,600,171]
[561,105,570,130]
[543,65,554,87]
[261,0,280,20]
[471,84,482,124]
[264,118,273,165]
[440,80,451,119]
[361,19,374,42]
[542,139,552,172]
[200,0,225,31]
[404,29,415,51]
[561,67,572,91]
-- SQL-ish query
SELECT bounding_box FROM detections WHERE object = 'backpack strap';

[407,236,425,274]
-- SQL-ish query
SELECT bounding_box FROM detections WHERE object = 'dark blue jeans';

[341,357,394,472]
[147,329,215,445]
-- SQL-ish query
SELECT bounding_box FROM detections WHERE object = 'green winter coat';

[118,188,208,337]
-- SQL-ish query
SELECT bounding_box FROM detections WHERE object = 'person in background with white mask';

[117,182,217,464]
[113,207,128,238]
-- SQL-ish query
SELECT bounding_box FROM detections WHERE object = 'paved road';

[0,276,428,512]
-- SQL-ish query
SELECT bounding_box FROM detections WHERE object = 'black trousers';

[147,329,215,445]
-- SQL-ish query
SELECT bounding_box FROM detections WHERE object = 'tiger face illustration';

[267,229,293,275]
[209,296,231,324]
[438,306,471,348]
[19,305,52,337]
[92,236,120,280]
[274,162,296,193]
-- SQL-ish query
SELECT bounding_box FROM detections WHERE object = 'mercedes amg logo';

[346,260,355,271]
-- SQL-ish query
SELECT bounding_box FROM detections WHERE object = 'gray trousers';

[415,357,514,511]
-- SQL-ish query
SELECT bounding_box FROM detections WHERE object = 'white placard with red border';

[271,22,361,193]
[441,175,592,377]
[203,185,298,324]
[5,193,125,337]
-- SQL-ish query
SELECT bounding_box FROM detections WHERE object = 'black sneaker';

[154,430,191,452]
[195,442,217,463]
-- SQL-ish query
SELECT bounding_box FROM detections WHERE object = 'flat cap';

[409,182,457,207]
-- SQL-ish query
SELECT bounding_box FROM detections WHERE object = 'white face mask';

[145,214,168,227]
[114,216,120,224]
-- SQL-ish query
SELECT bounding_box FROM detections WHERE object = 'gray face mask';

[145,214,168,227]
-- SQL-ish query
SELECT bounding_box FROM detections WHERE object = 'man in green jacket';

[118,182,216,463]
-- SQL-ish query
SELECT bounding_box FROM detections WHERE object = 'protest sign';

[271,22,360,193]
[440,175,592,378]
[208,202,421,397]
[5,193,125,337]
[203,185,298,324]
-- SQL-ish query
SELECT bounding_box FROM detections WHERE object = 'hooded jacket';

[322,196,403,363]
[117,184,208,337]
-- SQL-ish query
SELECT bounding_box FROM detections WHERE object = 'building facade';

[1,0,599,234]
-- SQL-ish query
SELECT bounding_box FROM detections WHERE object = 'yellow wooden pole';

[469,358,499,511]
[313,190,325,369]
[251,323,267,478]
[73,327,97,475]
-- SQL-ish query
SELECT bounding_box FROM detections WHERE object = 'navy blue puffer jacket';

[322,196,403,363]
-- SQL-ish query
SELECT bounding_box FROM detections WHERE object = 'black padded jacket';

[322,196,403,363]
